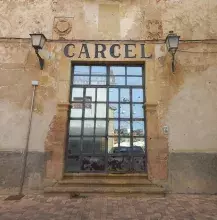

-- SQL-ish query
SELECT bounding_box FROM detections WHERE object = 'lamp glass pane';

[31,35,41,47]
[168,36,179,49]
[39,36,46,48]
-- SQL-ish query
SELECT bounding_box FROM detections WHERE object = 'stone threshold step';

[44,186,164,194]
[64,173,148,178]
[58,178,152,186]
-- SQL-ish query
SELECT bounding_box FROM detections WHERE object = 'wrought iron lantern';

[30,33,47,70]
[165,31,180,72]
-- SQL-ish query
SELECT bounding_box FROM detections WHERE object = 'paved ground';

[0,194,217,220]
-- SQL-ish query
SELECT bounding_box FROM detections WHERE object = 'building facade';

[0,0,217,194]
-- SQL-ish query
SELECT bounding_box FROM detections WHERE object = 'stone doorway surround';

[44,42,168,187]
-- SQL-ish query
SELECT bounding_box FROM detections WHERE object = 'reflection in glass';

[108,137,118,153]
[111,77,125,85]
[133,137,145,149]
[110,66,125,75]
[120,89,130,102]
[95,137,106,153]
[120,121,130,136]
[109,88,118,102]
[127,67,142,75]
[108,156,130,172]
[70,104,83,118]
[73,76,89,85]
[71,88,83,101]
[133,104,144,118]
[133,121,145,136]
[68,137,80,154]
[83,137,94,153]
[92,66,106,75]
[108,120,118,136]
[86,88,95,101]
[120,104,130,118]
[81,156,105,171]
[120,137,131,147]
[96,104,106,118]
[97,88,107,101]
[95,120,106,136]
[109,104,118,118]
[84,120,94,135]
[132,89,144,102]
[91,76,106,85]
[133,157,146,172]
[74,66,89,75]
[85,103,95,118]
[69,120,82,135]
[127,77,142,86]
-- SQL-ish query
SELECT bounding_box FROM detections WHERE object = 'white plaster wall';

[166,66,217,153]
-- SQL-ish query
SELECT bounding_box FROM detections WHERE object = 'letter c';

[64,44,75,58]
[110,44,121,58]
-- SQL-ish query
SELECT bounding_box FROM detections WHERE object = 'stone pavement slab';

[0,194,217,220]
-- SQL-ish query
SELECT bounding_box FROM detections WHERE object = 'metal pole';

[19,81,38,196]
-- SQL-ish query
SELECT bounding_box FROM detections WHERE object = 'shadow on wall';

[0,151,46,191]
[169,152,217,194]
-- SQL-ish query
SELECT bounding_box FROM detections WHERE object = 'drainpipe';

[18,80,39,196]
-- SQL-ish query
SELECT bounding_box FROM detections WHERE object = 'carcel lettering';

[64,43,152,59]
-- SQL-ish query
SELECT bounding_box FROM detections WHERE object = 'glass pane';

[83,137,94,153]
[133,121,145,136]
[108,137,119,153]
[66,156,80,172]
[109,88,118,102]
[92,66,106,75]
[97,88,107,101]
[84,120,94,135]
[109,104,118,118]
[120,137,131,147]
[70,104,83,118]
[71,88,83,101]
[120,121,130,136]
[108,156,130,172]
[133,137,145,149]
[108,137,118,154]
[127,67,142,76]
[95,137,106,153]
[120,89,130,102]
[133,104,144,118]
[85,103,95,118]
[127,77,142,86]
[86,88,95,101]
[68,137,80,154]
[108,120,118,136]
[96,104,106,118]
[95,120,106,136]
[132,89,144,102]
[73,76,89,85]
[74,66,89,75]
[91,76,106,85]
[110,66,125,75]
[81,156,105,171]
[133,156,146,172]
[69,120,82,136]
[120,104,130,118]
[111,77,125,86]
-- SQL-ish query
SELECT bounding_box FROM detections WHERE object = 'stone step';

[64,173,148,179]
[59,178,152,186]
[44,186,165,197]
